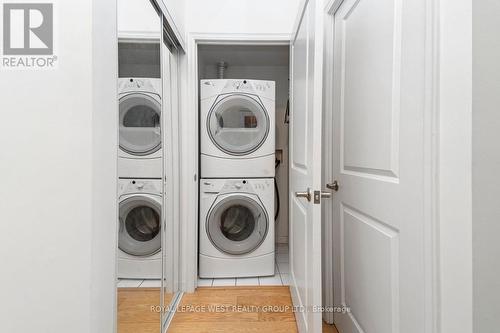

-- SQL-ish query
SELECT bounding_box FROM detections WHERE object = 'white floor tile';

[276,252,289,263]
[259,275,283,286]
[236,277,260,286]
[212,278,236,286]
[139,279,161,288]
[280,274,290,286]
[277,262,290,274]
[197,278,213,287]
[117,279,143,288]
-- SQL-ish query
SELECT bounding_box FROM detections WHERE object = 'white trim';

[117,31,161,41]
[191,32,291,45]
[180,32,291,292]
[291,0,309,43]
[155,0,186,51]
[90,0,118,332]
[321,1,336,325]
[322,0,440,331]
[438,0,473,331]
[423,0,441,331]
[161,32,182,299]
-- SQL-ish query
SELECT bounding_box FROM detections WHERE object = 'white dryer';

[199,178,275,278]
[118,78,162,179]
[118,178,162,279]
[200,79,275,178]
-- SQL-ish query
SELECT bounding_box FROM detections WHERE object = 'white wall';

[0,0,117,332]
[118,0,161,36]
[439,0,473,331]
[472,1,500,331]
[186,0,300,35]
[91,0,118,332]
[118,0,186,47]
[0,0,91,330]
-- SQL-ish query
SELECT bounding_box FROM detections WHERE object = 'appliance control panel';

[222,179,253,192]
[119,179,162,195]
[200,79,275,100]
[201,179,272,194]
[119,78,154,93]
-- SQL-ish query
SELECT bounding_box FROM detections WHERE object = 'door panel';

[341,0,401,178]
[332,0,427,332]
[341,205,398,333]
[289,0,324,331]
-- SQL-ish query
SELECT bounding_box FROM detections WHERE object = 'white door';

[289,0,324,331]
[330,0,429,332]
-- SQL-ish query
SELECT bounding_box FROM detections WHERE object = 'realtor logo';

[1,3,57,69]
[3,3,53,55]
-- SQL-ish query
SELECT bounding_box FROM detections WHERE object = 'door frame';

[321,0,473,332]
[180,32,291,291]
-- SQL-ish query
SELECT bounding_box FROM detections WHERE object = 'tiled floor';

[117,244,290,289]
[198,243,290,287]
[116,279,161,288]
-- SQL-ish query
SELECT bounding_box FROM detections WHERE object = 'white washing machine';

[118,78,162,179]
[199,178,275,278]
[118,178,162,279]
[200,79,275,178]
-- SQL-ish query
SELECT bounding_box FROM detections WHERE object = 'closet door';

[330,0,430,332]
[160,23,182,332]
[288,0,325,331]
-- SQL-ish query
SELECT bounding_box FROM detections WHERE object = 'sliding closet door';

[160,22,182,332]
[116,1,165,333]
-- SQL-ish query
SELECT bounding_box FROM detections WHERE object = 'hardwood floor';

[117,288,172,333]
[322,321,339,333]
[168,286,297,333]
[118,286,339,333]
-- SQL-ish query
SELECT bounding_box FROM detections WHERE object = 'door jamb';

[180,32,291,292]
[321,0,441,331]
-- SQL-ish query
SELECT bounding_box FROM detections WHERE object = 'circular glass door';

[119,93,161,156]
[207,195,268,255]
[207,94,269,155]
[119,196,161,256]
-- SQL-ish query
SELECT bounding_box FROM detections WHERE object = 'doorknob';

[295,188,311,202]
[312,190,332,204]
[321,191,332,198]
[326,180,339,192]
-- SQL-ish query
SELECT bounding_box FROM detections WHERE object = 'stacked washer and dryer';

[117,78,163,279]
[199,79,276,278]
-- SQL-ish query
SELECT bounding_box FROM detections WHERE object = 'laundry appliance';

[118,178,162,279]
[199,178,275,278]
[118,78,162,178]
[200,79,275,178]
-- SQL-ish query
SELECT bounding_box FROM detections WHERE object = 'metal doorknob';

[321,191,332,199]
[295,188,311,202]
[326,180,339,192]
